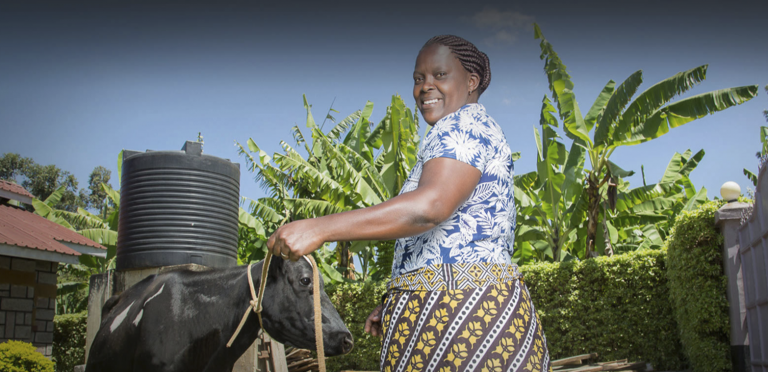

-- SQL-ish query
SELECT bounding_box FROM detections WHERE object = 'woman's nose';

[421,78,435,92]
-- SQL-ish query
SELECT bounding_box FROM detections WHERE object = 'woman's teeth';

[423,99,439,105]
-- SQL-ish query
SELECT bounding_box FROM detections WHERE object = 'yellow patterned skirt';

[380,263,551,372]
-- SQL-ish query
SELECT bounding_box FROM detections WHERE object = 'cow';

[85,257,353,372]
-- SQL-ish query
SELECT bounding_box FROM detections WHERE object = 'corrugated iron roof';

[0,180,34,199]
[0,204,107,256]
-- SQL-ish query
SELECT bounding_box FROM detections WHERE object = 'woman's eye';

[436,72,446,78]
[300,277,311,286]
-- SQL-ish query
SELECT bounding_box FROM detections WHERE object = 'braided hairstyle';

[424,35,491,95]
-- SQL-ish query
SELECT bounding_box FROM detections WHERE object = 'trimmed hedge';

[0,340,54,372]
[326,280,387,371]
[53,311,88,372]
[520,250,686,370]
[666,200,731,372]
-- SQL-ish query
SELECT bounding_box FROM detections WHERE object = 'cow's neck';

[224,262,265,352]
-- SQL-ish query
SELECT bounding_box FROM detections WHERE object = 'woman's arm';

[267,157,482,260]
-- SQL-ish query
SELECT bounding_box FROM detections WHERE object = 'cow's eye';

[300,277,311,286]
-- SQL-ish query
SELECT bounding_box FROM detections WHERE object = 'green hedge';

[520,250,686,370]
[666,200,731,372]
[326,280,387,371]
[53,311,88,372]
[0,340,54,372]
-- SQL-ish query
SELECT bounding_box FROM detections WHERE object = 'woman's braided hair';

[424,35,491,95]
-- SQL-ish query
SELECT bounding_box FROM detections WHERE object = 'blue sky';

[1,0,766,206]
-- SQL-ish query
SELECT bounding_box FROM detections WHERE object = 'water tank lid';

[121,141,239,169]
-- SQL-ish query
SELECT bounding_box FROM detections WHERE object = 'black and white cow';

[85,257,353,372]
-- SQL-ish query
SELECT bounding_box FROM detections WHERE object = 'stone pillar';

[715,201,752,372]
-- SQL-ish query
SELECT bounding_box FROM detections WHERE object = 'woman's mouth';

[422,98,440,107]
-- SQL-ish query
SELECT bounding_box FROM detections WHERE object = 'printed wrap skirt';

[380,263,551,372]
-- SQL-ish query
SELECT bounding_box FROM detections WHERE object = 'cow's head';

[259,257,353,356]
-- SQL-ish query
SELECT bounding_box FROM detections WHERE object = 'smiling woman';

[267,34,551,371]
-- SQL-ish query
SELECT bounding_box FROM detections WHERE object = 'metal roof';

[0,180,34,199]
[0,204,107,258]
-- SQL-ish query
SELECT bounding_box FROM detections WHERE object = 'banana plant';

[744,126,768,186]
[237,94,420,282]
[534,24,759,258]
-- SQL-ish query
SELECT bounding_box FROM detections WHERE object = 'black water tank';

[116,141,240,270]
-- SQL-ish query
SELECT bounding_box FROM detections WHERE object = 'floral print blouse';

[392,103,516,277]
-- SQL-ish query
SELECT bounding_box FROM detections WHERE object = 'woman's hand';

[364,304,384,337]
[267,219,325,261]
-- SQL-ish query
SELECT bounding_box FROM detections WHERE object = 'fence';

[738,164,768,372]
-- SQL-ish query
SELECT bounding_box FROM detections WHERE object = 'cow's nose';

[342,334,354,354]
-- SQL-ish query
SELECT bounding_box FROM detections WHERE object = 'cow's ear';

[269,256,285,276]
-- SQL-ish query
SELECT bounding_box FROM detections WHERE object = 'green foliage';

[531,24,757,258]
[666,200,731,372]
[325,280,388,371]
[0,340,54,372]
[743,126,768,186]
[53,312,88,372]
[520,250,686,370]
[237,95,420,282]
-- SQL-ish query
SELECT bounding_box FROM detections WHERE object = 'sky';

[1,0,766,207]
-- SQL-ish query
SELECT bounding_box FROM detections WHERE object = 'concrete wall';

[0,254,58,358]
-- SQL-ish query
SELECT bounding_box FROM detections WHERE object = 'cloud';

[463,7,535,46]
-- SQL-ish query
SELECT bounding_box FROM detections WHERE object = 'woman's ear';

[468,73,480,94]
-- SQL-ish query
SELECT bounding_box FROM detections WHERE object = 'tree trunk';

[337,241,356,280]
[586,180,600,259]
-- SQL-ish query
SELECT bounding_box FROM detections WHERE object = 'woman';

[268,35,551,372]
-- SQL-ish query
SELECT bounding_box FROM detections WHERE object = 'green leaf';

[328,109,362,142]
[43,185,67,207]
[246,139,272,165]
[117,150,124,187]
[32,198,53,218]
[584,80,616,132]
[593,71,643,147]
[238,207,265,236]
[745,168,758,186]
[606,160,635,178]
[616,85,758,146]
[78,229,118,247]
[613,65,708,144]
[303,94,316,129]
[100,183,120,208]
[683,186,708,211]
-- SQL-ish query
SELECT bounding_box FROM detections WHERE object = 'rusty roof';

[0,204,107,256]
[0,180,34,199]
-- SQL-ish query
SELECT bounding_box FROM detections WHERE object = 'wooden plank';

[552,353,600,367]
[600,361,646,371]
[269,338,288,372]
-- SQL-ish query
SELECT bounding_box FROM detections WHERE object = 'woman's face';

[413,44,479,126]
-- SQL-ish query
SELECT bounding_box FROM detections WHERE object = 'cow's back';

[85,274,161,372]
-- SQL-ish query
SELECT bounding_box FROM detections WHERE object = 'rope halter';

[226,251,325,372]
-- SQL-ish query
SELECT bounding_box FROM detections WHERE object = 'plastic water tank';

[116,141,240,270]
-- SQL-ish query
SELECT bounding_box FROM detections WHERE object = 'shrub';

[666,200,731,372]
[521,250,686,370]
[0,340,54,372]
[325,280,387,371]
[53,311,88,372]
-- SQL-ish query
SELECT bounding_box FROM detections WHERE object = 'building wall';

[0,254,58,358]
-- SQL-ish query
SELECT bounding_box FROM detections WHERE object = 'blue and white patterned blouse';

[391,103,516,277]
